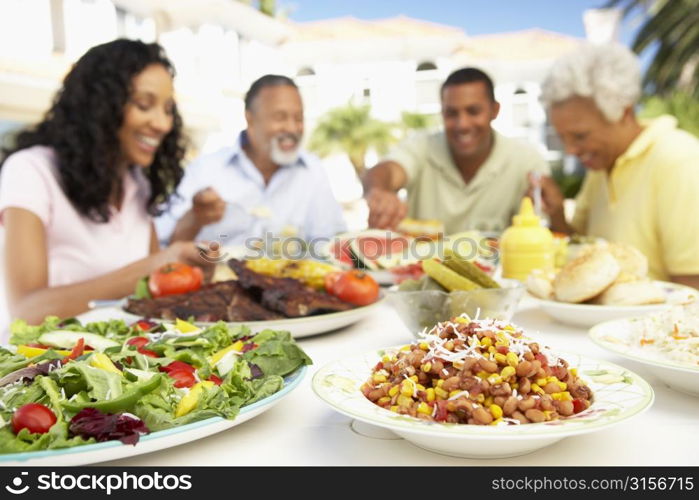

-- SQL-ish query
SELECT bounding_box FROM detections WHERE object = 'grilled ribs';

[228,259,353,317]
[125,280,282,322]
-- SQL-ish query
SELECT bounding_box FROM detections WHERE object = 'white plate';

[0,365,307,466]
[590,317,699,396]
[97,297,385,339]
[313,349,653,459]
[534,281,697,328]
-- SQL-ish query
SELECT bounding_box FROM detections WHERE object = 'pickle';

[422,258,481,292]
[443,252,500,289]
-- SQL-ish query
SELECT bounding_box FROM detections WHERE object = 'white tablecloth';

[76,298,699,466]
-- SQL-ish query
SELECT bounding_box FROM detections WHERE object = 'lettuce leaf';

[244,330,312,377]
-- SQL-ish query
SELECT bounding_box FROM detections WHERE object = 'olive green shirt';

[383,130,549,234]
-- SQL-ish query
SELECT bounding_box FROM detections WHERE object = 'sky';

[285,0,645,46]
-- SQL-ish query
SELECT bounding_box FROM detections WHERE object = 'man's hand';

[366,188,407,230]
[192,187,225,227]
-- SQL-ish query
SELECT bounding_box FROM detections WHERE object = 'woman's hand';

[526,172,571,233]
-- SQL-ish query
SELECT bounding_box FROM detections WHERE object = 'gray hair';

[540,43,642,122]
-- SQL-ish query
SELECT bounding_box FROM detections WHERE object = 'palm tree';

[307,104,395,178]
[606,0,699,97]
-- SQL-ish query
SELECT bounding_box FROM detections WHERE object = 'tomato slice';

[126,337,150,348]
[133,320,157,332]
[61,338,85,364]
[166,369,196,388]
[208,375,223,386]
[138,348,159,358]
[160,361,196,374]
[12,403,57,434]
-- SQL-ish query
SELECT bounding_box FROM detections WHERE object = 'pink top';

[0,146,152,287]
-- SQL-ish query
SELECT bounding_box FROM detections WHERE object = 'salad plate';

[313,348,653,459]
[589,304,699,396]
[533,281,697,328]
[1,366,306,466]
[1,318,311,465]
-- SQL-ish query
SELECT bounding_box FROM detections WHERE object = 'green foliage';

[400,112,438,131]
[639,91,699,136]
[307,104,396,177]
[607,0,699,98]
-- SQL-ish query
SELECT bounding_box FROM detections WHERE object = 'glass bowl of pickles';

[387,253,525,336]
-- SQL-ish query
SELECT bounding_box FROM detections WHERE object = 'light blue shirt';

[156,132,346,247]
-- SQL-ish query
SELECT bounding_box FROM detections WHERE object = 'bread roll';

[592,280,666,306]
[554,250,620,303]
[607,243,648,279]
[526,269,555,299]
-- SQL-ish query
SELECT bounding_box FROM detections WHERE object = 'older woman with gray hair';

[534,43,699,289]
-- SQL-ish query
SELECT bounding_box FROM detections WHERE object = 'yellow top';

[501,197,553,280]
[572,115,699,280]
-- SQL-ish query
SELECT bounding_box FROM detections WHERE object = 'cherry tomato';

[208,375,223,386]
[326,270,379,306]
[12,403,57,434]
[148,262,204,298]
[138,348,159,358]
[167,369,196,388]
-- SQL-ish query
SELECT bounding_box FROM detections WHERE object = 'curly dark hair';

[0,38,186,222]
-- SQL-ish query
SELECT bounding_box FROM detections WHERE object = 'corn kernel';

[488,346,496,353]
[494,353,507,365]
[476,394,485,403]
[557,381,567,391]
[489,404,503,419]
[400,345,411,351]
[504,325,515,331]
[487,374,502,384]
[570,368,578,377]
[490,418,503,426]
[484,396,494,407]
[425,388,436,402]
[390,405,399,413]
[552,391,572,401]
[531,383,544,394]
[382,355,391,363]
[511,382,519,389]
[543,410,553,419]
[416,384,426,392]
[476,371,489,379]
[419,342,430,351]
[377,396,391,405]
[388,385,399,397]
[506,352,519,367]
[500,366,516,380]
[453,360,464,370]
[397,395,413,407]
[434,387,449,399]
[417,402,432,415]
[436,379,445,388]
[455,316,470,324]
[400,382,414,397]
[449,390,462,399]
[480,337,492,347]
[409,375,419,382]
[536,378,548,386]
[547,376,559,383]
[444,341,454,351]
[372,374,387,383]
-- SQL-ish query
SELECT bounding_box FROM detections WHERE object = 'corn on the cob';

[244,258,338,289]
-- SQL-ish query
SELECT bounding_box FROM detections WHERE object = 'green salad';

[0,316,311,454]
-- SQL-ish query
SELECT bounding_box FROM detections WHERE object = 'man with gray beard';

[157,74,346,248]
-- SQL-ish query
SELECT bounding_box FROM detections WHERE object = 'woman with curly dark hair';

[0,39,210,324]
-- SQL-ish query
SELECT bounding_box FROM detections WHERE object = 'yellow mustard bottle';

[500,197,553,281]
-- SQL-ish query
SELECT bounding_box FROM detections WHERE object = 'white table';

[77,298,699,466]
